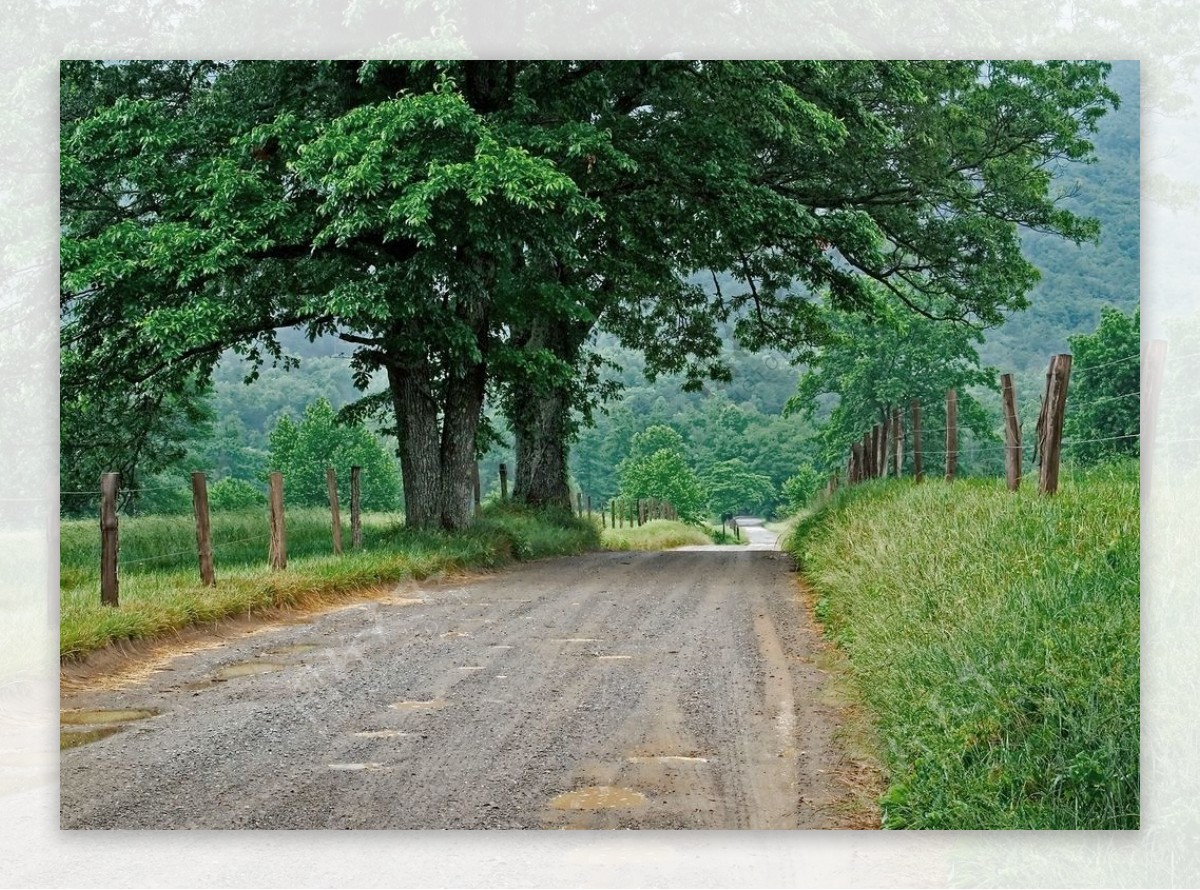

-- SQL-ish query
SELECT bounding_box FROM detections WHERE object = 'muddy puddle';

[60,726,123,749]
[549,786,647,810]
[213,661,286,681]
[60,708,156,726]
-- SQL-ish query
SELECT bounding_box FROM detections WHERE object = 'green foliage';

[208,477,265,511]
[1064,307,1140,465]
[788,297,999,474]
[786,464,1138,829]
[617,445,706,523]
[267,398,401,511]
[601,519,713,551]
[629,424,688,461]
[701,459,776,518]
[61,61,1121,530]
[782,465,824,513]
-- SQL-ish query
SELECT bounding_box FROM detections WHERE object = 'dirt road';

[60,541,869,829]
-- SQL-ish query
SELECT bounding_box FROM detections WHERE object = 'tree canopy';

[61,60,1119,527]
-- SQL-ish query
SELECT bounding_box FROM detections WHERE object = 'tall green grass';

[61,502,598,659]
[786,462,1139,829]
[601,519,713,551]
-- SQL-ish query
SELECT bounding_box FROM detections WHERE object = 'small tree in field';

[1064,307,1140,465]
[267,398,402,511]
[617,426,705,522]
[781,465,824,514]
[702,459,776,519]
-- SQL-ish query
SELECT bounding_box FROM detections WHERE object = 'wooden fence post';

[350,466,362,549]
[862,431,873,478]
[100,472,119,607]
[612,499,617,529]
[911,400,923,483]
[473,462,482,517]
[892,407,903,478]
[1038,354,1073,495]
[326,467,343,555]
[1142,339,1167,500]
[499,463,508,500]
[587,495,592,521]
[945,388,958,480]
[850,442,861,484]
[1001,374,1021,491]
[268,471,287,570]
[191,472,215,586]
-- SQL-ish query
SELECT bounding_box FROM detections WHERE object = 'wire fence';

[834,349,1145,495]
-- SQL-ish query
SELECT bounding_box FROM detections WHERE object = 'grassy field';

[600,519,713,550]
[61,503,598,659]
[785,461,1139,829]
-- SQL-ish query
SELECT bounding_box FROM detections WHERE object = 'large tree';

[61,61,1117,527]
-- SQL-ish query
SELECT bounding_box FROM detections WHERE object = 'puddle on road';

[389,699,447,711]
[267,644,319,657]
[353,729,413,739]
[213,661,286,681]
[60,726,123,749]
[60,708,156,726]
[549,786,647,810]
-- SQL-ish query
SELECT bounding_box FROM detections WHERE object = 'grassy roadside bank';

[785,462,1139,829]
[61,504,598,660]
[600,518,744,550]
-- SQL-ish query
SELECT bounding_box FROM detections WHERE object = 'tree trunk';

[387,363,442,530]
[513,387,572,509]
[439,359,488,530]
[508,313,588,511]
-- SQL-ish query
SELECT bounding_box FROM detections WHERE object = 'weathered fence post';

[892,407,903,478]
[587,495,592,521]
[268,471,287,570]
[611,499,617,529]
[850,442,861,484]
[1001,374,1021,492]
[733,517,740,541]
[191,472,215,586]
[100,472,119,606]
[1142,339,1167,500]
[473,462,482,517]
[576,492,583,516]
[327,467,343,555]
[498,463,508,500]
[945,388,958,480]
[350,465,363,549]
[1038,354,1073,495]
[862,431,873,478]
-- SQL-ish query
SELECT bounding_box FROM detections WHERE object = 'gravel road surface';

[60,540,866,829]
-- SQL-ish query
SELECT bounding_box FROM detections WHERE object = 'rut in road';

[60,545,873,829]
